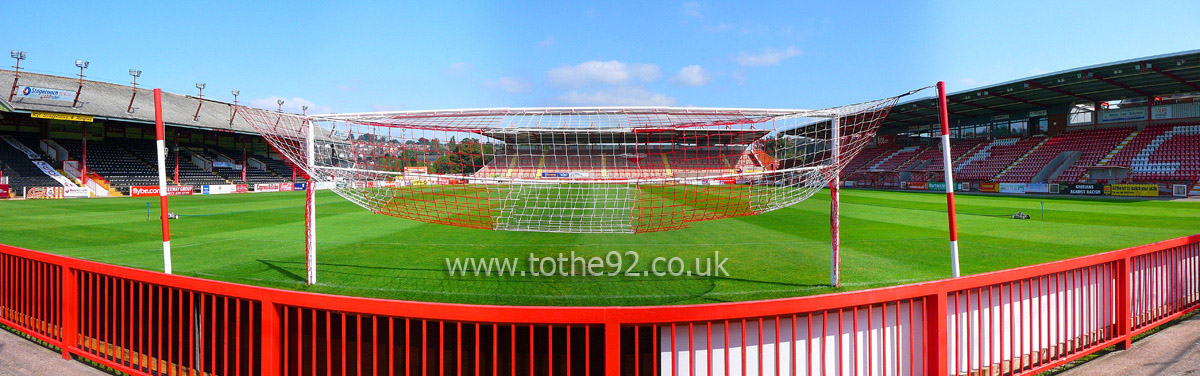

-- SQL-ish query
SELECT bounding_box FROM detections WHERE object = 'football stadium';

[1,7,1199,376]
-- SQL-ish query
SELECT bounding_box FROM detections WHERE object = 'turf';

[0,189,1196,306]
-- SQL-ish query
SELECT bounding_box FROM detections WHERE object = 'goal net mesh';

[239,92,913,233]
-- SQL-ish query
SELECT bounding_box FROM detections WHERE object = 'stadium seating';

[1108,122,1200,182]
[52,138,159,193]
[0,135,64,195]
[996,127,1132,183]
[954,137,1042,181]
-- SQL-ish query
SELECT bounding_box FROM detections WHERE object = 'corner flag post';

[305,118,317,285]
[936,81,961,277]
[154,88,172,274]
[830,115,841,287]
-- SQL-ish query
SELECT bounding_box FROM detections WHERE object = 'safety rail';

[0,235,1197,375]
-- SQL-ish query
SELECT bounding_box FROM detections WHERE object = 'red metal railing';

[0,235,1197,375]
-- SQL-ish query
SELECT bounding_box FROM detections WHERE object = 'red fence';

[0,235,1197,376]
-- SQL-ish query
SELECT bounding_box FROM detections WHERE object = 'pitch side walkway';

[1060,313,1200,376]
[0,328,109,376]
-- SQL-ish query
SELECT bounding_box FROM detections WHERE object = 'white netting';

[239,90,917,233]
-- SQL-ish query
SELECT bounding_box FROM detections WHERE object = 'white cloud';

[681,2,704,20]
[670,65,711,87]
[731,70,746,85]
[247,96,334,115]
[559,86,676,106]
[442,62,474,76]
[547,61,661,87]
[537,36,557,49]
[482,77,532,93]
[736,47,801,67]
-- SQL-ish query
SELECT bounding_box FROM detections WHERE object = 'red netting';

[239,91,917,233]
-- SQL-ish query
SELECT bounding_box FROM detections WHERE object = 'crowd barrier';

[0,235,1197,375]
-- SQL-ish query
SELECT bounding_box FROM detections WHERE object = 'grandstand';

[839,49,1200,195]
[0,69,297,196]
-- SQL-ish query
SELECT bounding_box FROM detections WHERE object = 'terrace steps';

[997,137,1049,178]
[1099,130,1140,166]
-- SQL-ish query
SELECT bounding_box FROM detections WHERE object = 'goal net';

[239,91,914,233]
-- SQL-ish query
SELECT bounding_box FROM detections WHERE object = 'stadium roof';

[0,69,266,135]
[882,49,1200,131]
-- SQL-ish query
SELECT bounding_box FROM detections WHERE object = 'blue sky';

[6,1,1198,114]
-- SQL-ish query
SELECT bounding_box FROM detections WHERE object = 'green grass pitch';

[0,189,1196,306]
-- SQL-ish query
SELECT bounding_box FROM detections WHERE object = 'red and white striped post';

[936,81,962,277]
[305,118,317,285]
[830,115,841,287]
[154,88,173,274]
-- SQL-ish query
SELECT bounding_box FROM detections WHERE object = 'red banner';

[235,184,248,194]
[0,184,9,199]
[979,182,1000,193]
[130,186,194,197]
[905,181,928,190]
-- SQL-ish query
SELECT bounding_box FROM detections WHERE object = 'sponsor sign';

[255,183,284,192]
[25,187,64,199]
[1152,105,1171,120]
[63,187,90,198]
[15,86,77,102]
[0,184,8,199]
[958,182,970,192]
[979,182,1000,193]
[31,111,93,123]
[294,182,308,191]
[1109,184,1158,197]
[405,166,428,174]
[928,182,946,192]
[213,161,235,168]
[1060,183,1105,195]
[235,184,248,194]
[906,181,928,190]
[202,185,237,195]
[130,186,194,197]
[1028,109,1048,118]
[1098,107,1147,123]
[1024,182,1050,193]
[843,181,855,188]
[999,183,1026,194]
[313,182,335,190]
[541,172,569,178]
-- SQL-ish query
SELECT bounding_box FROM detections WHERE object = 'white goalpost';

[236,87,952,286]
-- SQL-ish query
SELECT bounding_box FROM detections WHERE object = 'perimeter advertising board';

[254,183,296,192]
[1024,183,1050,193]
[928,182,946,192]
[130,186,194,197]
[25,187,63,199]
[906,181,928,190]
[202,185,237,195]
[999,183,1026,194]
[1109,184,1158,197]
[0,184,8,199]
[1060,183,1105,195]
[979,182,1000,193]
